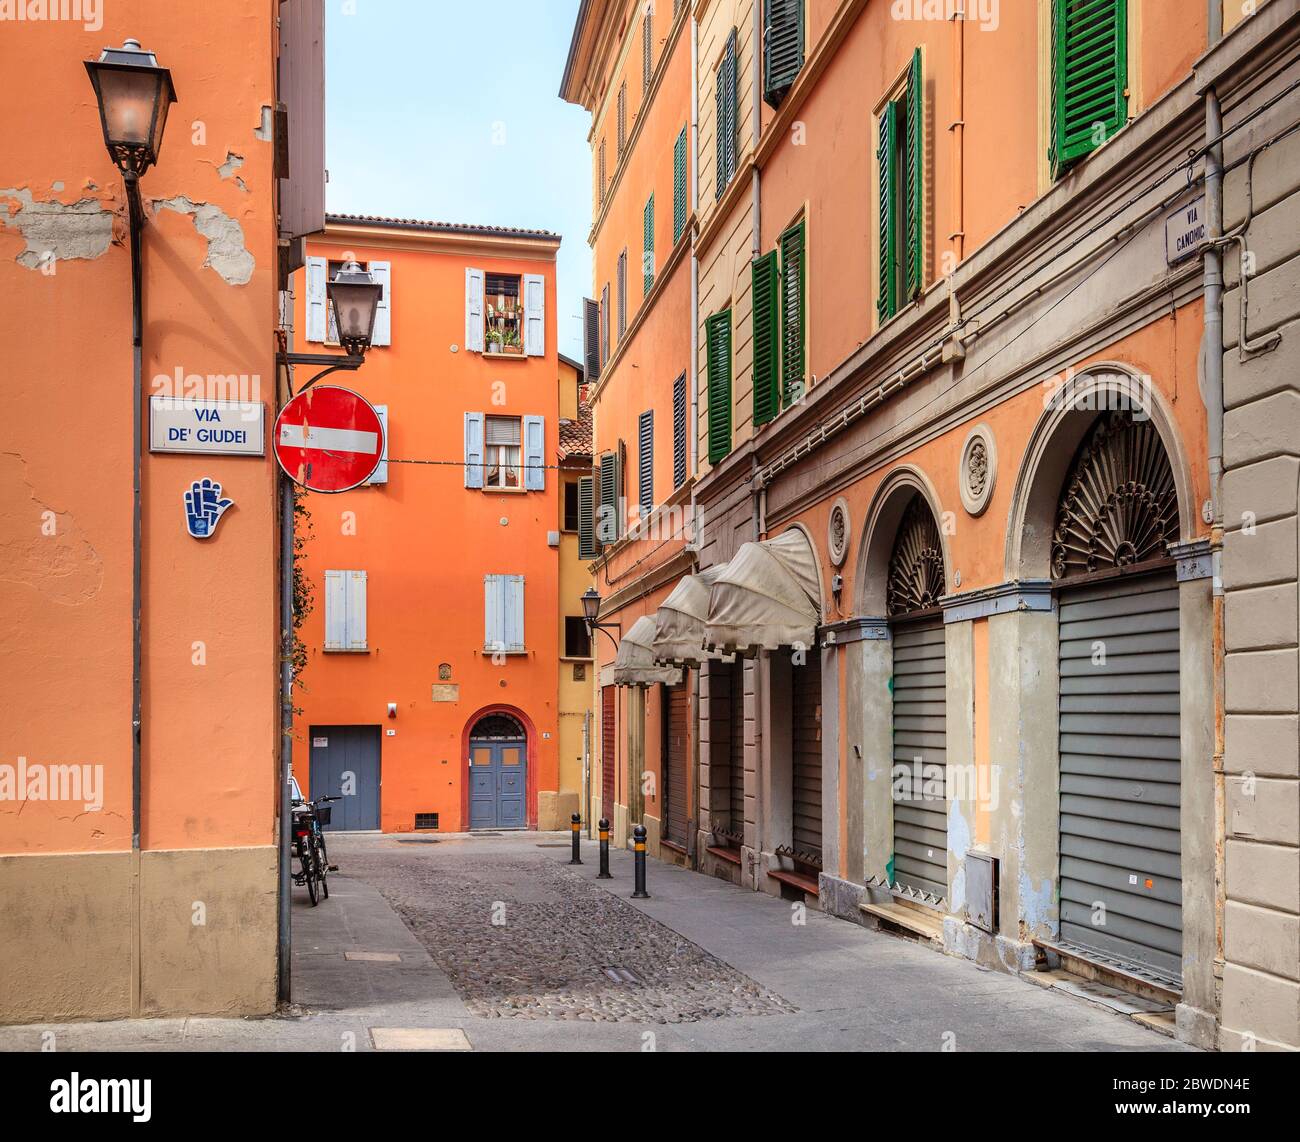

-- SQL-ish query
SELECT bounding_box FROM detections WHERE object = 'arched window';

[470,713,525,741]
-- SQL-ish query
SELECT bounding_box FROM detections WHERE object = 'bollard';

[597,818,612,879]
[631,823,650,898]
[569,812,583,865]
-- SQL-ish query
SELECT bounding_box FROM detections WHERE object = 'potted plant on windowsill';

[487,329,503,354]
[502,326,523,356]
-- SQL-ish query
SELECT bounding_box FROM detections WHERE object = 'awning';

[612,616,684,686]
[704,529,822,654]
[652,565,734,665]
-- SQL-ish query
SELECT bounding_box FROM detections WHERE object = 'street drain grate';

[603,967,640,985]
[397,838,441,845]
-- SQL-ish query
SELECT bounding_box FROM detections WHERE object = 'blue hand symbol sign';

[184,478,234,539]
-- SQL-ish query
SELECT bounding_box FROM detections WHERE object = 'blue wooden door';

[469,739,526,829]
[309,725,381,831]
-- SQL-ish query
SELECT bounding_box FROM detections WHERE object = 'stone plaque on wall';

[431,684,460,703]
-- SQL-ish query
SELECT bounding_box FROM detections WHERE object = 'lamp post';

[278,260,382,393]
[86,40,177,891]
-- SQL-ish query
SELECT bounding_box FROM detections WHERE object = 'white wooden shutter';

[324,569,346,649]
[523,273,546,356]
[523,415,545,491]
[465,267,485,352]
[306,255,328,342]
[346,570,368,650]
[464,411,485,488]
[370,260,391,346]
[367,405,389,484]
[504,574,525,651]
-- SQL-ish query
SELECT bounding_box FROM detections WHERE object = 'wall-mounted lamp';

[386,702,398,719]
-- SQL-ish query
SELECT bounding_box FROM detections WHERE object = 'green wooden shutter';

[598,451,617,544]
[779,221,806,407]
[904,48,923,301]
[751,250,781,427]
[877,101,899,322]
[673,126,688,243]
[643,193,655,296]
[763,0,805,108]
[578,475,597,558]
[706,311,733,464]
[1051,0,1127,176]
[716,29,738,201]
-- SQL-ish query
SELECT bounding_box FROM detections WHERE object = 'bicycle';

[291,793,340,906]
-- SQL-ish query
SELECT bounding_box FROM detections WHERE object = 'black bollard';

[631,823,649,898]
[569,812,583,865]
[597,818,612,879]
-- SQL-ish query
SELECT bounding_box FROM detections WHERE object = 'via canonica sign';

[150,396,265,456]
[1165,195,1207,266]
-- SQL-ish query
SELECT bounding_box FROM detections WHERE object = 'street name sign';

[274,385,384,492]
[149,397,265,456]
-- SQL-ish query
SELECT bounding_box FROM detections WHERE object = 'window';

[465,268,545,356]
[617,250,627,338]
[306,257,391,347]
[643,193,655,296]
[584,297,602,380]
[617,82,628,158]
[672,372,687,488]
[324,570,367,652]
[578,475,598,558]
[673,125,688,243]
[638,410,654,517]
[484,574,525,654]
[877,49,923,323]
[565,616,592,659]
[714,29,738,202]
[780,219,806,406]
[706,311,732,464]
[763,0,805,108]
[485,415,522,488]
[642,6,653,95]
[1050,0,1127,176]
[564,480,581,531]
[464,413,546,490]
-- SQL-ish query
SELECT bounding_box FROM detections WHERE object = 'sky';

[325,0,592,360]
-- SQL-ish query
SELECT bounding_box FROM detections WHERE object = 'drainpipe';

[126,172,144,1018]
[690,12,701,535]
[277,305,296,1005]
[950,4,965,263]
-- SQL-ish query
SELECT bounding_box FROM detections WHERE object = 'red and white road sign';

[274,385,384,493]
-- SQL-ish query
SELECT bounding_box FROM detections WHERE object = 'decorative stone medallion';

[827,497,851,567]
[958,424,997,517]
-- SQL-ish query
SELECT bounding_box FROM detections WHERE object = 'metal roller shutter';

[791,656,822,863]
[891,617,948,902]
[1057,571,1182,985]
[663,683,689,845]
[729,661,745,836]
[601,685,616,823]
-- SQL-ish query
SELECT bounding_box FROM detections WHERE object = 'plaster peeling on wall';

[0,453,103,605]
[1019,868,1055,937]
[153,196,254,285]
[216,151,248,193]
[0,187,113,269]
[254,105,274,141]
[948,805,972,913]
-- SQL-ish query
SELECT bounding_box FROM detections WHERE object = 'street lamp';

[327,260,383,358]
[84,36,177,885]
[85,38,177,178]
[581,587,620,651]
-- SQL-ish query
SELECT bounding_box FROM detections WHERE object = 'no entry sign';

[274,385,384,492]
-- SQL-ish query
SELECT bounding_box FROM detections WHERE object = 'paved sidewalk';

[0,832,1192,1052]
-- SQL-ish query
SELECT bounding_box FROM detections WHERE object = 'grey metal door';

[891,617,947,902]
[662,683,689,845]
[791,655,822,863]
[469,738,526,830]
[308,725,381,831]
[729,661,745,837]
[1058,571,1182,984]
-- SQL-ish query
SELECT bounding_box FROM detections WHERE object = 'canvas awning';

[612,615,684,686]
[652,565,734,665]
[704,529,822,654]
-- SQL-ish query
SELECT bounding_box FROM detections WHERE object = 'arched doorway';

[468,712,527,830]
[1050,408,1183,984]
[886,492,949,905]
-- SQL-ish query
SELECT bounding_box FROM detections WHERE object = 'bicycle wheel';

[314,834,329,899]
[301,838,319,906]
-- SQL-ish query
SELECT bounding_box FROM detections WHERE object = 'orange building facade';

[291,216,567,834]
[1,0,324,1021]
[564,0,1299,1049]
